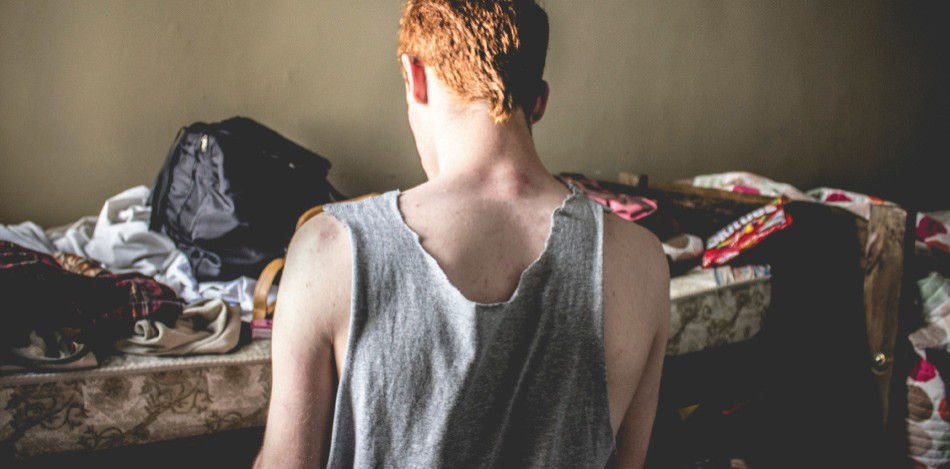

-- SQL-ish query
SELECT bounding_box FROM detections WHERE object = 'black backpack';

[148,116,344,281]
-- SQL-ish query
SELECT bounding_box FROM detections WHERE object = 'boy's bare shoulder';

[276,212,352,338]
[602,212,670,322]
[292,211,349,254]
[603,213,668,280]
[284,210,352,302]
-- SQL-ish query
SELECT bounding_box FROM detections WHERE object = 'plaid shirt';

[1,241,183,346]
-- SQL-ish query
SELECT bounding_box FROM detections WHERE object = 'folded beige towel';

[115,298,241,356]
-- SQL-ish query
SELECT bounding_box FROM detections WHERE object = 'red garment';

[0,241,183,347]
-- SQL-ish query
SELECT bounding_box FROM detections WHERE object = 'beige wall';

[1,0,945,226]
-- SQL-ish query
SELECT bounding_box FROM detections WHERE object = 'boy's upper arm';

[615,311,669,468]
[255,213,352,469]
[604,216,671,468]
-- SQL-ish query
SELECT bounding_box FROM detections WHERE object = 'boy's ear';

[400,54,428,105]
[530,81,550,124]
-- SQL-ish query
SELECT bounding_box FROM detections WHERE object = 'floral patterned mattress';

[1,269,769,459]
[666,266,771,356]
[1,339,271,459]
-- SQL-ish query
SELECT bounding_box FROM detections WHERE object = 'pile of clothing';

[0,186,263,371]
[1,117,345,373]
[0,186,276,312]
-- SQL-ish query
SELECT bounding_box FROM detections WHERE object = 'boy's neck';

[423,107,552,194]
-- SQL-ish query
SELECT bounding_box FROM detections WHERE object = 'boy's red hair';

[398,0,550,124]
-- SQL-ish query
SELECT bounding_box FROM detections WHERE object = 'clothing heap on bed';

[0,186,277,372]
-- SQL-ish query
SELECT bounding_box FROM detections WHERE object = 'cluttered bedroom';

[1,1,947,468]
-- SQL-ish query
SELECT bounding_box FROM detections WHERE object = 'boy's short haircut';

[398,0,550,124]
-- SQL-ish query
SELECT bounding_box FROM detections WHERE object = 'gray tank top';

[323,186,616,468]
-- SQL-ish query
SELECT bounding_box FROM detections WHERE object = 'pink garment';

[557,174,658,222]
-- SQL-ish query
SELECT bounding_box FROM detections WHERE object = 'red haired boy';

[256,2,668,467]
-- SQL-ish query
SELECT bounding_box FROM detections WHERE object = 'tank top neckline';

[387,185,583,308]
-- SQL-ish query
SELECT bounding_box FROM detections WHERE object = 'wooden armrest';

[253,193,380,322]
[252,258,285,321]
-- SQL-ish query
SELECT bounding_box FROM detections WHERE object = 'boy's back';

[255,2,669,467]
